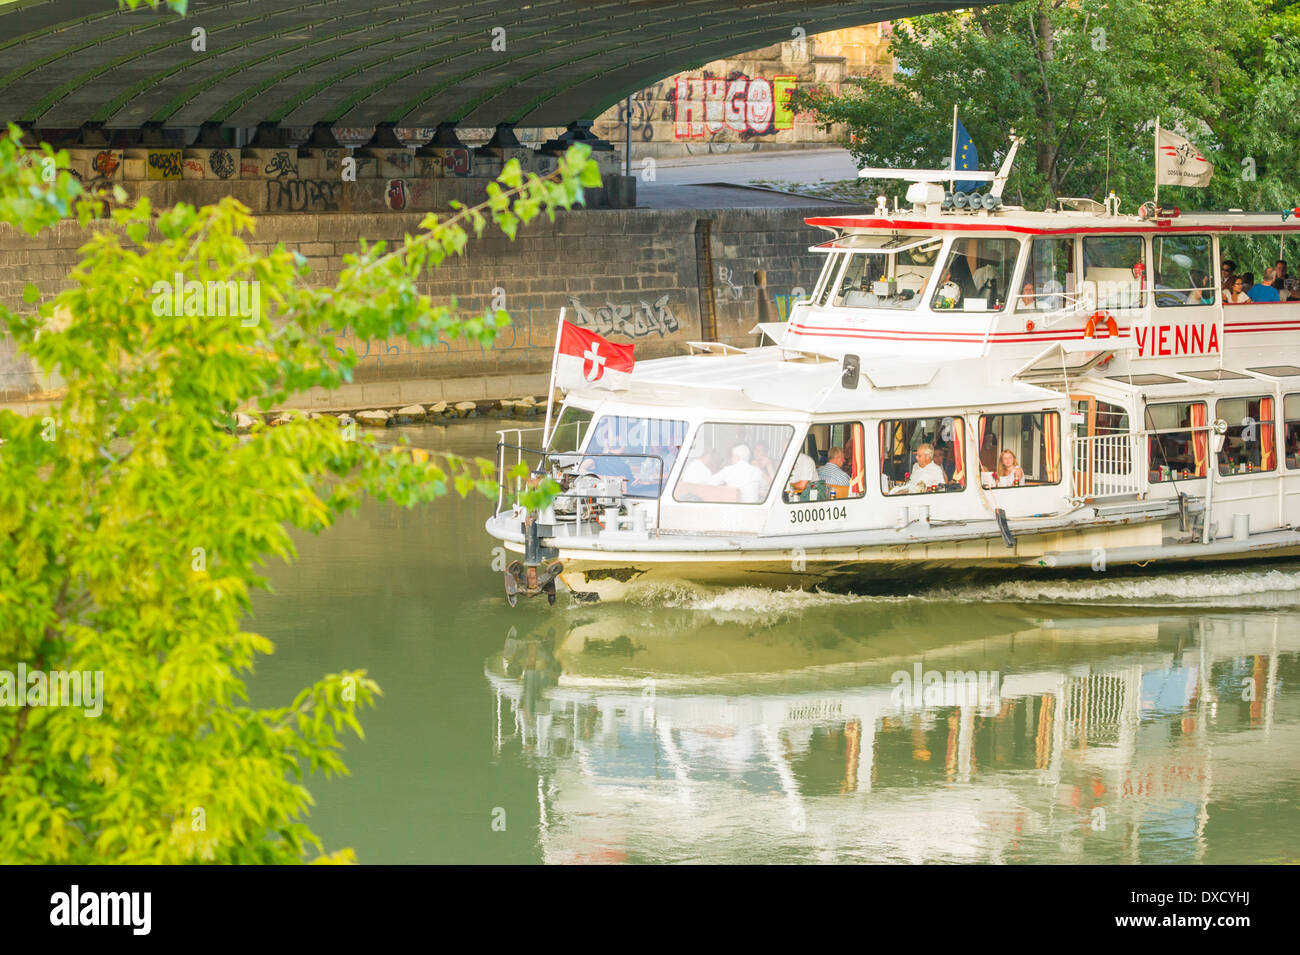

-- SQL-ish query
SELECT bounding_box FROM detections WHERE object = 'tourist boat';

[487,136,1300,603]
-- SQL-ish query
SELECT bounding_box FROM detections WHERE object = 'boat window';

[1019,237,1075,312]
[1071,399,1129,437]
[1144,401,1208,482]
[673,422,794,504]
[782,421,865,502]
[1219,232,1295,303]
[1215,396,1276,475]
[1285,395,1300,469]
[547,404,593,453]
[1154,235,1214,306]
[879,417,966,495]
[831,252,887,306]
[581,414,690,498]
[977,412,1062,488]
[828,241,941,309]
[1082,235,1146,309]
[814,252,846,306]
[931,237,1019,312]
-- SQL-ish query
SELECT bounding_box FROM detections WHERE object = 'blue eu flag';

[953,119,980,193]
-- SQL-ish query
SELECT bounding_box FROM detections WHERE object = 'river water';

[250,419,1300,864]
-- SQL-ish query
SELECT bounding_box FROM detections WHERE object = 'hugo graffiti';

[567,293,680,338]
[673,74,798,139]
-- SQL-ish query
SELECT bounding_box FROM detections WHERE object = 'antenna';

[989,132,1024,199]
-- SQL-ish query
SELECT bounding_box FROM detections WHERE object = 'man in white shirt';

[710,444,766,503]
[787,449,819,497]
[908,442,947,491]
[680,448,720,484]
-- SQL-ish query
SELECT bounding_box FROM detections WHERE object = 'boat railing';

[1022,290,1094,328]
[1072,425,1215,500]
[1071,431,1143,499]
[495,428,666,533]
[496,426,548,512]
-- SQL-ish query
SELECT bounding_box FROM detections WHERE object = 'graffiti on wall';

[385,179,408,210]
[673,74,799,139]
[209,148,237,180]
[146,150,183,180]
[567,293,680,338]
[616,82,669,141]
[266,178,341,212]
[91,150,120,178]
[264,151,299,178]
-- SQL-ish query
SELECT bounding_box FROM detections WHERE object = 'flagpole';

[541,307,565,449]
[1154,115,1160,208]
[950,103,958,194]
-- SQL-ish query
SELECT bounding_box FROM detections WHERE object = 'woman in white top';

[1224,276,1249,304]
[996,450,1025,487]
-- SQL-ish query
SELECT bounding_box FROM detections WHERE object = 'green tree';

[0,20,593,860]
[798,0,1300,211]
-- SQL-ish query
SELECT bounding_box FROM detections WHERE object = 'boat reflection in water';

[487,590,1300,864]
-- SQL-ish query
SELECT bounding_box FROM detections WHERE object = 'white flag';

[1156,126,1213,187]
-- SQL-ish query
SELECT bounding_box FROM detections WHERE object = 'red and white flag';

[553,319,634,391]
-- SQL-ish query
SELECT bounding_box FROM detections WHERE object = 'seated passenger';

[710,444,766,503]
[908,442,947,491]
[753,442,777,486]
[787,449,819,497]
[996,450,1025,487]
[933,446,957,482]
[1274,260,1289,291]
[817,446,851,487]
[680,447,721,484]
[1249,268,1281,302]
[1225,275,1249,304]
[1018,282,1036,309]
[1185,270,1214,305]
[1221,259,1237,287]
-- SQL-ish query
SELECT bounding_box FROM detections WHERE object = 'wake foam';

[619,564,1300,611]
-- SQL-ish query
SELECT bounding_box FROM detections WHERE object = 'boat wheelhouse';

[487,163,1300,603]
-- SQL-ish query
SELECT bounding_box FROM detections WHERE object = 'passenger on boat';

[979,430,999,472]
[787,450,819,496]
[709,444,766,503]
[933,445,957,482]
[996,450,1026,487]
[908,443,947,490]
[1221,259,1237,286]
[681,447,722,484]
[1185,270,1214,305]
[1274,260,1289,291]
[1249,268,1281,302]
[1225,275,1249,304]
[817,447,851,486]
[1019,282,1037,309]
[753,442,777,486]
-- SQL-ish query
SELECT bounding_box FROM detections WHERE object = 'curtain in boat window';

[1044,413,1061,483]
[1191,402,1209,476]
[850,432,865,495]
[1262,397,1276,471]
[949,417,966,483]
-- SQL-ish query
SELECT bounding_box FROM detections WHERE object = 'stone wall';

[590,24,894,160]
[0,205,842,411]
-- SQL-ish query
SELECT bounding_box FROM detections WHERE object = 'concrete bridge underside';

[0,0,970,134]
